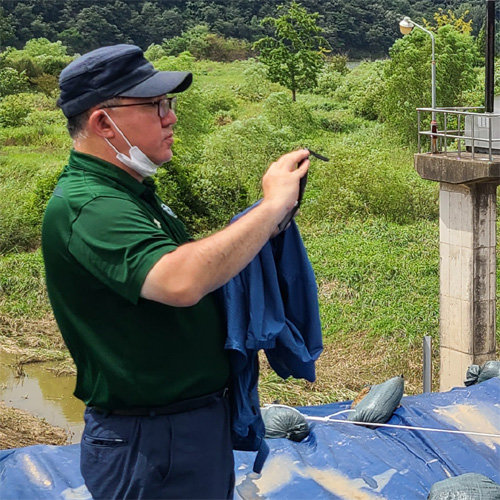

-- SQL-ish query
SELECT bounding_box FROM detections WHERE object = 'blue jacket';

[223,210,323,472]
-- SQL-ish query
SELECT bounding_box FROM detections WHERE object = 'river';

[0,350,84,443]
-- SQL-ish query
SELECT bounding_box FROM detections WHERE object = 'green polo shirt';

[42,150,230,409]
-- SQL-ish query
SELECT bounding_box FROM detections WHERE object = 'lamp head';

[399,17,414,35]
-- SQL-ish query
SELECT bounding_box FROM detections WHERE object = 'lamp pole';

[399,17,438,152]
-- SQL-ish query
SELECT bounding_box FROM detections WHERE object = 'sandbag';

[261,405,310,442]
[464,360,500,386]
[348,375,404,424]
[427,473,500,500]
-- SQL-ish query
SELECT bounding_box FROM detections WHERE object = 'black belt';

[89,388,228,417]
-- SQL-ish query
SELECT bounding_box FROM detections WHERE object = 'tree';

[0,7,15,49]
[380,24,478,143]
[424,8,473,34]
[253,1,329,101]
[71,6,130,53]
[163,25,211,58]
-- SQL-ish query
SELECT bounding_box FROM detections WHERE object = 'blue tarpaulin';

[1,378,499,499]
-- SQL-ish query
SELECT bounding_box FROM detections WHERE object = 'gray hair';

[66,97,123,139]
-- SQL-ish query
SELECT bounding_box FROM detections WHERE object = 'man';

[42,44,309,499]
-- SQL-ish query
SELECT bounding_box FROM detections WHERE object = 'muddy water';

[0,351,84,443]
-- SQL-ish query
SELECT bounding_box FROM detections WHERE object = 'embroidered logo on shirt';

[160,203,177,218]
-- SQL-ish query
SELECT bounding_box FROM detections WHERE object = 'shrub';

[232,60,275,101]
[325,54,349,75]
[317,110,365,133]
[334,61,386,120]
[302,124,438,225]
[3,57,43,79]
[36,55,69,76]
[0,92,54,127]
[31,73,59,96]
[173,87,213,144]
[154,52,196,72]
[155,161,248,234]
[0,123,70,148]
[202,86,237,113]
[25,168,62,229]
[214,110,235,126]
[0,151,65,254]
[202,34,254,62]
[263,91,315,132]
[314,67,344,97]
[24,109,65,127]
[348,62,386,120]
[200,116,295,200]
[23,38,69,58]
[310,101,342,112]
[189,168,249,228]
[162,25,252,62]
[163,25,210,59]
[0,202,40,254]
[2,38,73,78]
[144,43,167,61]
[462,64,500,108]
[0,67,29,97]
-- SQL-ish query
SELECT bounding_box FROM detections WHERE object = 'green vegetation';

[381,25,478,141]
[0,17,498,401]
[253,1,329,101]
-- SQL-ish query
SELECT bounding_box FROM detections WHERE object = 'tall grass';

[303,218,439,342]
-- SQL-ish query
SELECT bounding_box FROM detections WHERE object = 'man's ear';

[88,109,115,139]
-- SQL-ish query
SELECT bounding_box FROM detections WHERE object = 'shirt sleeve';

[68,196,178,304]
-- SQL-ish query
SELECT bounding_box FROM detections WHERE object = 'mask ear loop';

[101,110,133,154]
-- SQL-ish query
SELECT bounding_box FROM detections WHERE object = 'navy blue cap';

[58,44,192,118]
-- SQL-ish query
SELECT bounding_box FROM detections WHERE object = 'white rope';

[324,409,356,418]
[262,403,500,438]
[304,415,500,439]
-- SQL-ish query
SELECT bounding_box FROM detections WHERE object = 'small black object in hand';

[277,149,329,233]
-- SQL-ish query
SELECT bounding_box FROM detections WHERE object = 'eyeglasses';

[100,96,177,118]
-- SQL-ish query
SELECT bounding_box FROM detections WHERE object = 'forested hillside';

[0,0,488,58]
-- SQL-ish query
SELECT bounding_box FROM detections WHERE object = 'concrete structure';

[415,151,499,391]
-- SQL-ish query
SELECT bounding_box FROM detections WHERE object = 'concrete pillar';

[439,181,497,391]
[415,153,500,391]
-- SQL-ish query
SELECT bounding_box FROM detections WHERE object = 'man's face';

[103,95,177,165]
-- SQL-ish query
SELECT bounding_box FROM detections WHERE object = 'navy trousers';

[80,395,235,499]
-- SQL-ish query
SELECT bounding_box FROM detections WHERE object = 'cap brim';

[118,71,192,98]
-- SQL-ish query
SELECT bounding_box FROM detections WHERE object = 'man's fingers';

[276,149,310,171]
[296,158,310,176]
[289,149,310,169]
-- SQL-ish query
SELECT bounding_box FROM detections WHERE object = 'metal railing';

[417,106,500,161]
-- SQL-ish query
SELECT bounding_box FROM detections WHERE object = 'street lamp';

[399,16,438,152]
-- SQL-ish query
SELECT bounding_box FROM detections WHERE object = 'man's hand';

[261,149,310,219]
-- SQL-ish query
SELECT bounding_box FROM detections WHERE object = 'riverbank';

[0,401,69,449]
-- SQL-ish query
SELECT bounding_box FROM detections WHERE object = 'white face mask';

[102,111,160,178]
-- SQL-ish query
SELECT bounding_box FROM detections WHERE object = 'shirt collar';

[68,149,156,197]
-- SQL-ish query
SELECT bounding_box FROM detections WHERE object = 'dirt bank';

[0,402,69,450]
